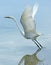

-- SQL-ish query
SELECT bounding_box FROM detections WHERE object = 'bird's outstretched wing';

[32,3,39,19]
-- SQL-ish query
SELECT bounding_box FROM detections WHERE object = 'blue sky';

[0,0,51,65]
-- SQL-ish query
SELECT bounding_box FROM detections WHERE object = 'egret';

[4,3,43,49]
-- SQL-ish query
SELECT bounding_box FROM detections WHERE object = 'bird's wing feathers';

[32,3,39,19]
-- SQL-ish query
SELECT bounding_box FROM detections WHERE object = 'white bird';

[4,3,43,49]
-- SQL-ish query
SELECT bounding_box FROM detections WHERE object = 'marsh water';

[0,29,51,65]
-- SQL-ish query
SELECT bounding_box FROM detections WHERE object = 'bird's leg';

[32,39,41,49]
[35,39,43,48]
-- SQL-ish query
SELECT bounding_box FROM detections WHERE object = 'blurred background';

[0,0,51,65]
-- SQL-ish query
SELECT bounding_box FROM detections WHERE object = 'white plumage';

[5,3,43,49]
[20,5,38,39]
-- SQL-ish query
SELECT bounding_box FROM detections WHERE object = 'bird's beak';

[4,16,11,18]
[4,16,14,20]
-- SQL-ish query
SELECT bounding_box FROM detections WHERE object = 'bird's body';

[20,6,39,39]
[5,3,43,49]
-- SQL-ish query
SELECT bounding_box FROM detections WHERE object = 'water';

[0,29,51,65]
[0,44,51,65]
